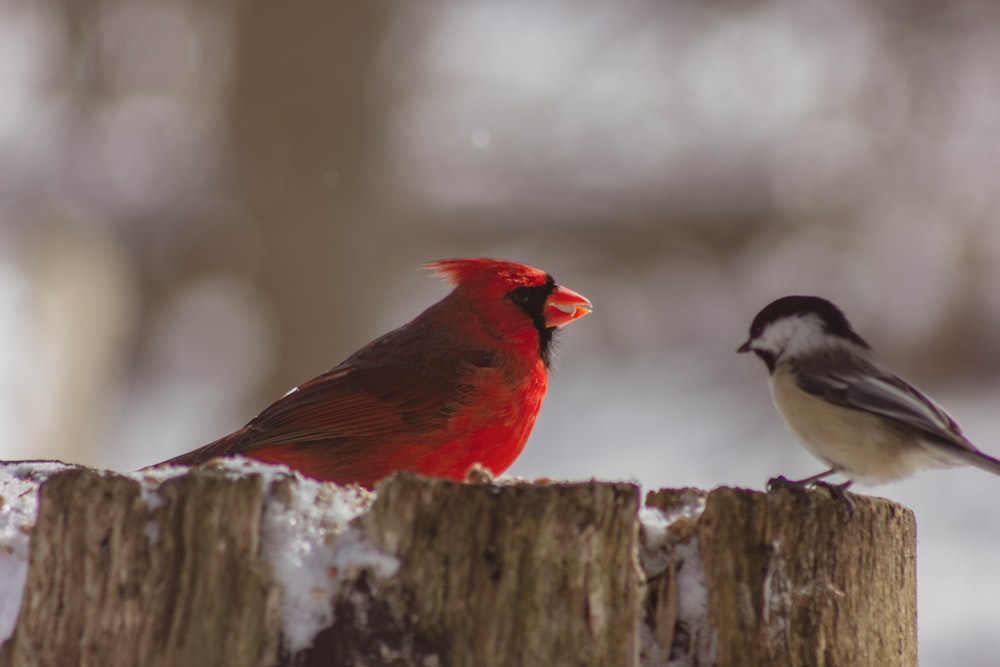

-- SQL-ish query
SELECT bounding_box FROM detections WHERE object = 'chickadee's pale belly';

[769,366,949,483]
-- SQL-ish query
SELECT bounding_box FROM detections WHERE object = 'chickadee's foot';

[767,475,824,513]
[767,471,854,513]
[767,468,839,491]
[766,475,801,491]
[814,480,855,513]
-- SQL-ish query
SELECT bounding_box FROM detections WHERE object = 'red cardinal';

[155,258,592,488]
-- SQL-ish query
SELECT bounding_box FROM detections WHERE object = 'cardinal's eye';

[507,285,548,318]
[509,291,530,304]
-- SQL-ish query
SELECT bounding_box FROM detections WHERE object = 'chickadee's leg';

[766,468,838,490]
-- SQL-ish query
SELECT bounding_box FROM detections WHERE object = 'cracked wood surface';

[0,467,915,667]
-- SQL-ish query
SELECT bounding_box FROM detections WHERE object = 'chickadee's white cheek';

[756,315,830,359]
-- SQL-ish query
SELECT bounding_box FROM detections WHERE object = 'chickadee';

[738,295,1000,492]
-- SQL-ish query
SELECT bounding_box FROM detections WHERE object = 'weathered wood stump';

[642,487,916,666]
[0,463,916,667]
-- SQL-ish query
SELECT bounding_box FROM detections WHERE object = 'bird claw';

[766,475,800,491]
[767,475,819,513]
[813,480,856,514]
[766,474,855,514]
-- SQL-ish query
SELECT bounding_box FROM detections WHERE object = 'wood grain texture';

[643,485,917,667]
[301,473,644,667]
[0,468,279,667]
[0,467,916,667]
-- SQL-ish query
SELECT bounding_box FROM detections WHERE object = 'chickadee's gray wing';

[790,350,1000,475]
[794,366,972,450]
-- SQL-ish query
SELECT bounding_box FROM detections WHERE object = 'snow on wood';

[0,462,72,644]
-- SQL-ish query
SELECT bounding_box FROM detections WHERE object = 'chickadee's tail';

[953,448,1000,477]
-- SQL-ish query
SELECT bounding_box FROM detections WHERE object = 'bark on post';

[303,475,642,666]
[642,486,917,666]
[0,464,916,667]
[0,468,279,667]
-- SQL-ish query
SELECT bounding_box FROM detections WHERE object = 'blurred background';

[2,0,1000,662]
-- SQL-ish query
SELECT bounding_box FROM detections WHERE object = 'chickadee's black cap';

[748,295,871,349]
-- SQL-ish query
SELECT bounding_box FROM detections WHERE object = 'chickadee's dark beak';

[737,340,752,354]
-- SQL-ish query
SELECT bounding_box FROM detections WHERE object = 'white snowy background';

[2,1,1000,664]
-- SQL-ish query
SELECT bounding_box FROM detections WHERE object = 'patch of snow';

[638,493,705,577]
[143,520,160,546]
[659,494,707,526]
[200,455,296,482]
[257,468,395,655]
[639,506,672,578]
[133,458,401,654]
[670,538,713,664]
[124,456,288,486]
[122,463,201,546]
[639,495,714,667]
[0,461,74,643]
[1,458,399,656]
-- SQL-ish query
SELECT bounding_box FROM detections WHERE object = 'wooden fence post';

[0,463,916,666]
[642,486,917,666]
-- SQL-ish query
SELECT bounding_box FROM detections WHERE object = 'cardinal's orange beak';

[543,285,593,328]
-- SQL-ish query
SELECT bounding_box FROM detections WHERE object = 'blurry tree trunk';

[225,1,399,392]
[25,0,399,466]
[0,468,916,667]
